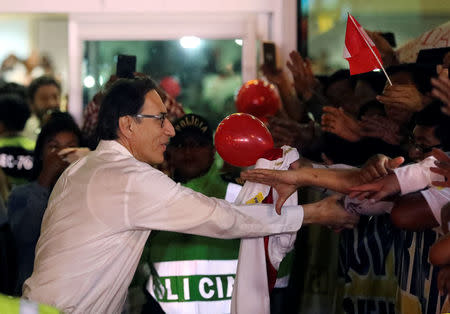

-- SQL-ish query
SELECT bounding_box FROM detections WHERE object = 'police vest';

[0,136,35,185]
[0,293,60,314]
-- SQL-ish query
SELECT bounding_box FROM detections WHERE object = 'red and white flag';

[343,14,383,75]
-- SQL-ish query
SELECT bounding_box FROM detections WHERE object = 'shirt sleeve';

[394,157,444,195]
[125,167,303,239]
[421,187,450,226]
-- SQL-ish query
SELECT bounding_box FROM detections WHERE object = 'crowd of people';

[0,28,449,314]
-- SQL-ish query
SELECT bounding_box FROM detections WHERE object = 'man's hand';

[240,168,299,214]
[58,147,90,163]
[321,106,361,142]
[261,64,291,91]
[360,154,404,183]
[37,150,70,188]
[360,115,403,145]
[431,148,450,188]
[349,173,401,202]
[431,68,450,115]
[303,194,360,229]
[268,116,315,148]
[286,51,317,101]
[376,84,424,112]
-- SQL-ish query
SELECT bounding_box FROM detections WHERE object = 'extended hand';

[431,68,450,115]
[37,150,70,188]
[430,148,450,188]
[360,115,402,145]
[360,154,404,183]
[240,168,298,214]
[268,116,315,148]
[321,106,361,142]
[286,51,317,101]
[303,194,360,229]
[349,173,401,202]
[377,84,424,112]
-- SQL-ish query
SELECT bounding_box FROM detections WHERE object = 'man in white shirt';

[23,77,359,313]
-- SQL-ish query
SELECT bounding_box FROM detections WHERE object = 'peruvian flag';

[343,14,383,75]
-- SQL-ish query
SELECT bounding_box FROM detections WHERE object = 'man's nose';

[165,119,176,137]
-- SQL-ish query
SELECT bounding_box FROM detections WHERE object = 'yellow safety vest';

[0,293,60,314]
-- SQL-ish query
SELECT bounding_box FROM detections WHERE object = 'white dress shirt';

[23,140,303,313]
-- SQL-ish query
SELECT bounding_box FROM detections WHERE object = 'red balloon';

[235,79,281,122]
[215,113,274,167]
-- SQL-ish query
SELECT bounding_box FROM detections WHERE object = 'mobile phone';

[262,41,278,72]
[116,55,136,79]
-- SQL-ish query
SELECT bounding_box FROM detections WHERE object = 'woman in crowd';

[7,112,83,295]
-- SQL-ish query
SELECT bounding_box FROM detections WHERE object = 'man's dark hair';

[323,69,357,93]
[32,111,82,179]
[28,76,61,102]
[414,101,445,127]
[96,77,158,140]
[0,94,31,132]
[354,71,386,95]
[0,82,27,100]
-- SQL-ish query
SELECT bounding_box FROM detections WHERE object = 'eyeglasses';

[134,113,168,128]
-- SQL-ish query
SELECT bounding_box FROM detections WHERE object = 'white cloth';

[394,156,450,227]
[421,188,450,227]
[394,156,444,195]
[344,197,393,215]
[23,140,303,314]
[231,146,300,314]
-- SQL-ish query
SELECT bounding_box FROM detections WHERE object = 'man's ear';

[118,116,134,138]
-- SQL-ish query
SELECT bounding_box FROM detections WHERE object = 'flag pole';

[348,13,393,86]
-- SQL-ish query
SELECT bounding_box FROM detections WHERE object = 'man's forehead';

[143,90,166,113]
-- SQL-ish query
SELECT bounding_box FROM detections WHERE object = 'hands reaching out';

[376,84,425,112]
[431,68,450,115]
[430,148,450,188]
[360,114,403,145]
[348,154,404,202]
[240,168,298,214]
[359,154,404,183]
[303,194,360,229]
[321,106,361,142]
[268,116,315,148]
[286,51,317,102]
[348,173,401,203]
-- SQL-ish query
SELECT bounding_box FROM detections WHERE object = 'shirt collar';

[96,140,133,158]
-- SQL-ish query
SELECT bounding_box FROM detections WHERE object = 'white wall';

[0,1,298,123]
[0,18,30,61]
[36,19,68,92]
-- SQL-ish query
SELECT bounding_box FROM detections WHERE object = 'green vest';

[0,293,60,314]
[146,157,240,313]
[0,136,35,186]
[144,156,294,313]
